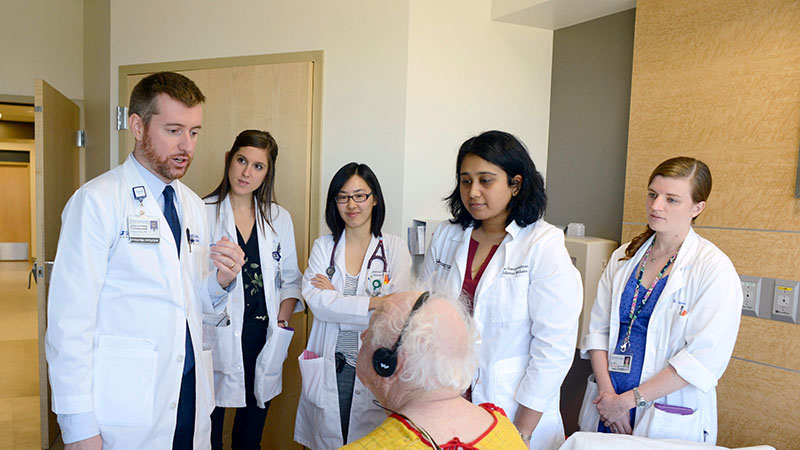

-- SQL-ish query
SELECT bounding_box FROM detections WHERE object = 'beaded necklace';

[619,241,679,353]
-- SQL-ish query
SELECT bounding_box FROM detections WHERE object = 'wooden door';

[34,79,81,448]
[123,62,314,449]
[0,163,31,255]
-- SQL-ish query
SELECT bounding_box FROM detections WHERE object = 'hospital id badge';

[274,266,282,290]
[365,271,384,297]
[127,215,160,243]
[608,353,633,374]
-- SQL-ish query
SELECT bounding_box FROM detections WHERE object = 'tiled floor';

[0,261,41,449]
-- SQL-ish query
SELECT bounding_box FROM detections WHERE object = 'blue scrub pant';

[172,367,196,450]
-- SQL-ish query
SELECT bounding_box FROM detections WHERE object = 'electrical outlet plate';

[771,279,799,323]
[740,275,761,317]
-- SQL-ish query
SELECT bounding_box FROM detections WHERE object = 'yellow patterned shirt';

[341,403,527,450]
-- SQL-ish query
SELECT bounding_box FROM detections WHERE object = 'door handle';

[29,262,37,289]
[30,261,55,288]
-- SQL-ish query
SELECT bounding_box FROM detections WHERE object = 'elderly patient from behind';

[342,291,526,449]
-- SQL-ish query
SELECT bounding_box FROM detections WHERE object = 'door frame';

[117,50,323,248]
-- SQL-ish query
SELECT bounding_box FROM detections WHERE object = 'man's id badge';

[127,215,160,243]
[608,353,633,374]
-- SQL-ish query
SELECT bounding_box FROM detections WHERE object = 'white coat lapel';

[475,222,518,299]
[360,234,381,274]
[220,194,237,242]
[333,231,347,283]
[452,226,471,287]
[255,200,278,301]
[175,181,193,259]
[656,229,699,304]
[610,236,654,328]
[219,194,245,293]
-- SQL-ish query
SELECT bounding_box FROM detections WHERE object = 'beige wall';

[107,0,554,237]
[624,1,800,448]
[401,0,553,227]
[1,0,555,237]
[109,0,411,235]
[83,0,110,181]
[0,0,83,100]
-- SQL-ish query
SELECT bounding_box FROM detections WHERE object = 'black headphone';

[372,291,430,378]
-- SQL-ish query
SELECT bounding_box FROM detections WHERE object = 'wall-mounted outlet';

[739,275,763,317]
[771,279,799,323]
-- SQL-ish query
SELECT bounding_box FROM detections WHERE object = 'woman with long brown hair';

[205,130,303,449]
[579,157,742,444]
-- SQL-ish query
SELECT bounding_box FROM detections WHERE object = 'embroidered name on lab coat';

[502,265,528,276]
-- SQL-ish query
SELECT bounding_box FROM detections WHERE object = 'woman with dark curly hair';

[422,130,583,450]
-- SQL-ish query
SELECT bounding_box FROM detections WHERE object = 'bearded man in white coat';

[45,72,245,450]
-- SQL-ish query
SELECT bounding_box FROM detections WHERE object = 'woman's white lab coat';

[422,220,583,450]
[45,155,222,449]
[205,195,304,408]
[579,228,742,444]
[294,232,412,450]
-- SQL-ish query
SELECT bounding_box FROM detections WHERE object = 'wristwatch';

[277,320,289,328]
[518,432,532,442]
[633,387,647,407]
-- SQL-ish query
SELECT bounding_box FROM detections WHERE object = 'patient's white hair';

[368,286,479,393]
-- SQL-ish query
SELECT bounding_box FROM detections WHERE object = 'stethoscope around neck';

[326,233,388,296]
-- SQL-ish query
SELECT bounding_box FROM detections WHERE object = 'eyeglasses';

[335,192,373,204]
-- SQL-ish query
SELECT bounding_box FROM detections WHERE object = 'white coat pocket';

[298,352,327,407]
[255,327,294,405]
[93,335,157,427]
[491,354,529,403]
[577,374,600,432]
[633,403,704,442]
[264,326,294,375]
[490,275,529,323]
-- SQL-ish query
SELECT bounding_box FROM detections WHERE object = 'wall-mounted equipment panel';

[771,279,799,323]
[739,275,799,324]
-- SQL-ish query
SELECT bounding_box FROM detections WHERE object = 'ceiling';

[0,103,35,123]
[492,0,636,30]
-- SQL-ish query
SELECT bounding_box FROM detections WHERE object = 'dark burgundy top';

[460,238,500,315]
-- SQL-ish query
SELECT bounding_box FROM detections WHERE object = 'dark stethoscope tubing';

[325,232,387,280]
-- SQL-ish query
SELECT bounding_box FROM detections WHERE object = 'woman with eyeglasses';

[294,162,412,450]
[422,130,583,450]
[204,130,303,449]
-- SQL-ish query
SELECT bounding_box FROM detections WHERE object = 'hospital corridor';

[0,261,40,449]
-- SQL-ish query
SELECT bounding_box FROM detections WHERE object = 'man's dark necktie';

[163,185,194,374]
